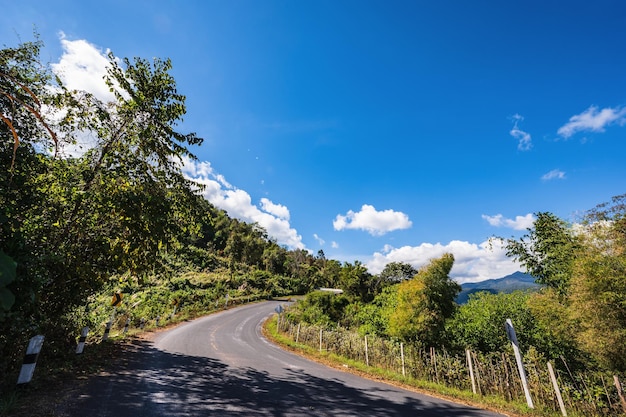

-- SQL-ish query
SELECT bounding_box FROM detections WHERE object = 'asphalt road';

[61,301,506,416]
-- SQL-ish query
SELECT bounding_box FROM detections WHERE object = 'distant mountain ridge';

[457,271,540,304]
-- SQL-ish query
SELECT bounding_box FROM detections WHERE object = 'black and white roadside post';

[76,326,89,354]
[123,318,131,334]
[505,318,534,409]
[102,321,112,341]
[155,315,161,327]
[140,318,146,330]
[17,335,45,385]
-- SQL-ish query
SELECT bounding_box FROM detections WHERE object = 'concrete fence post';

[17,335,45,384]
[123,318,131,334]
[400,342,406,377]
[102,321,112,341]
[76,327,89,354]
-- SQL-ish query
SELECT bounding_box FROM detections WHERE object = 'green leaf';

[0,288,15,311]
[0,250,17,287]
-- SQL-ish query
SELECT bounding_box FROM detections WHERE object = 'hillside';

[457,271,540,304]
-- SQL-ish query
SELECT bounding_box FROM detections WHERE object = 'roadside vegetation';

[1,35,625,416]
[278,198,626,416]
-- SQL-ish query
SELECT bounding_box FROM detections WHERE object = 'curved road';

[62,301,506,416]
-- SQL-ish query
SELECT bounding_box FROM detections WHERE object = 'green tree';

[447,291,538,353]
[1,39,204,382]
[568,195,626,371]
[502,212,579,296]
[345,284,399,336]
[378,261,417,283]
[288,290,350,327]
[338,261,376,302]
[388,253,460,347]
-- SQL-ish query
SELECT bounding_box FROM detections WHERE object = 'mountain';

[456,271,541,304]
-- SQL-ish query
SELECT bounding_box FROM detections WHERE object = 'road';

[61,301,506,416]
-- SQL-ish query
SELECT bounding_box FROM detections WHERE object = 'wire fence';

[278,317,626,416]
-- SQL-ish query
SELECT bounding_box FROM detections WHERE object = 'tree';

[338,261,376,302]
[1,39,205,382]
[378,261,417,283]
[502,212,579,296]
[568,195,626,371]
[447,291,538,354]
[388,253,460,347]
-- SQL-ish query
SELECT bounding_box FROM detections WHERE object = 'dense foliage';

[290,195,626,377]
[0,38,370,389]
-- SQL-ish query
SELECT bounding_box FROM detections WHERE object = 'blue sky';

[3,1,625,282]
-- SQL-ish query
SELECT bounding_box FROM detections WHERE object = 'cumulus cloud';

[482,213,535,230]
[51,33,116,103]
[260,198,290,220]
[509,114,532,151]
[181,157,305,249]
[333,204,412,236]
[331,241,339,249]
[366,239,520,284]
[557,105,626,138]
[541,169,566,181]
[48,34,123,157]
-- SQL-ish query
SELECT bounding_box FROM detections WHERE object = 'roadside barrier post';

[76,327,89,354]
[505,318,534,409]
[123,318,131,334]
[102,321,112,341]
[17,335,45,384]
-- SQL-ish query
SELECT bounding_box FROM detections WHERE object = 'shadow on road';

[59,338,499,417]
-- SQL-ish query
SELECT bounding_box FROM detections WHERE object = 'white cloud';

[482,213,535,230]
[557,105,626,138]
[313,234,325,246]
[333,204,412,236]
[541,169,566,181]
[366,239,520,284]
[48,34,123,157]
[181,157,305,249]
[331,241,339,249]
[509,114,532,151]
[260,198,290,220]
[51,33,116,103]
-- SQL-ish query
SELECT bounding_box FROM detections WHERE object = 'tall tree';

[388,253,460,347]
[1,39,204,380]
[502,212,579,296]
[378,261,417,283]
[568,194,626,371]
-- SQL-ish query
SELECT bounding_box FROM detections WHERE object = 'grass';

[262,316,581,417]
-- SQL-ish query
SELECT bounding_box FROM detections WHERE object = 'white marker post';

[17,335,45,384]
[123,318,131,334]
[102,321,112,342]
[466,349,477,394]
[76,327,89,354]
[505,318,534,409]
[547,361,567,416]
